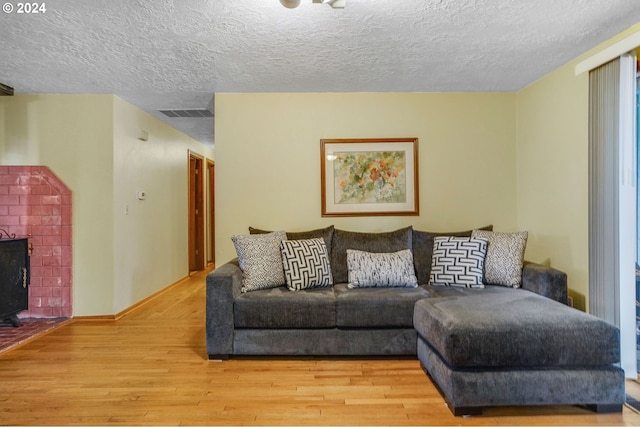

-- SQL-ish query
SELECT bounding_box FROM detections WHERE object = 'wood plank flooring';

[1,268,640,426]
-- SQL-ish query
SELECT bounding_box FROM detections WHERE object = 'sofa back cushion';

[331,227,413,284]
[412,225,493,285]
[249,225,334,252]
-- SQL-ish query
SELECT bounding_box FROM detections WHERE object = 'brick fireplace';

[0,166,72,318]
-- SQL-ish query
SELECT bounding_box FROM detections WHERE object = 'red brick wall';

[0,166,72,318]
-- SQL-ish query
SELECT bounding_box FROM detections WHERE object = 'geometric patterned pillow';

[231,230,287,293]
[471,230,528,288]
[280,238,333,291]
[428,236,488,288]
[346,249,418,289]
[412,225,493,285]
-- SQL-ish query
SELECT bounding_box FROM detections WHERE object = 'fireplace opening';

[0,236,30,327]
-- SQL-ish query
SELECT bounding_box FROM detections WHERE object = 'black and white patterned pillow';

[346,249,418,289]
[471,230,528,288]
[429,236,488,288]
[232,230,287,293]
[280,238,333,291]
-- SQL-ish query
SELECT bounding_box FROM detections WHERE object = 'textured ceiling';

[1,0,640,147]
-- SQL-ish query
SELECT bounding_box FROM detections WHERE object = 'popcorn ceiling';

[1,0,638,146]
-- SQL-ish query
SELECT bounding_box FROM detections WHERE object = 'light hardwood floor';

[1,268,640,426]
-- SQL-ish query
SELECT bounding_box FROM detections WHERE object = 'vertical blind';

[588,58,620,325]
[588,52,638,377]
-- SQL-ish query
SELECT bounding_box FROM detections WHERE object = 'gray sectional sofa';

[206,225,624,415]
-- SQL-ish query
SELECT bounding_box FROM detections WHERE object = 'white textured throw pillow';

[232,230,287,293]
[346,249,418,289]
[280,238,333,291]
[471,229,528,288]
[429,236,488,288]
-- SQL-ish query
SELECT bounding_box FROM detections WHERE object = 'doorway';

[188,152,205,272]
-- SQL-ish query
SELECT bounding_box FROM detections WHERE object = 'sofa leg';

[208,354,230,361]
[448,404,483,417]
[585,404,623,413]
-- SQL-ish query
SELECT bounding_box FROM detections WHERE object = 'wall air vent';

[158,109,213,118]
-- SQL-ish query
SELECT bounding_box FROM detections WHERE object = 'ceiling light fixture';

[313,0,345,8]
[280,0,345,9]
[279,0,301,8]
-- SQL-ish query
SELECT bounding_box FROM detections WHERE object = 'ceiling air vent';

[158,109,213,118]
[0,83,14,96]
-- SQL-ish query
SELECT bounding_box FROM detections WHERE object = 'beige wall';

[0,94,215,316]
[214,92,517,264]
[515,60,590,309]
[516,22,640,311]
[0,95,115,315]
[112,97,214,313]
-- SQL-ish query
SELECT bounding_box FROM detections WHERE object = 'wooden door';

[188,153,205,272]
[207,160,215,265]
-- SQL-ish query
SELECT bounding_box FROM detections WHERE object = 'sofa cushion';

[346,249,418,289]
[334,283,429,327]
[413,287,620,368]
[234,286,336,328]
[280,238,333,291]
[331,227,413,284]
[471,229,528,288]
[428,236,488,288]
[249,225,334,252]
[412,225,493,285]
[232,230,287,293]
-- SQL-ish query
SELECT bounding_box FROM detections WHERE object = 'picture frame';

[320,138,419,217]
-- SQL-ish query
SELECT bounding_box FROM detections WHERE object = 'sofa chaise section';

[413,287,625,415]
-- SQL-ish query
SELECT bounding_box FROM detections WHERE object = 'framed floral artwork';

[320,138,419,217]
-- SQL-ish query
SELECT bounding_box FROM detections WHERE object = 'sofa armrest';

[521,261,568,305]
[206,258,242,359]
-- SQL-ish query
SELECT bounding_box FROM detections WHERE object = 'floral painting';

[321,138,419,217]
[333,151,406,204]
